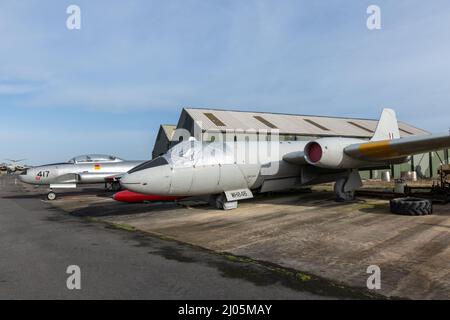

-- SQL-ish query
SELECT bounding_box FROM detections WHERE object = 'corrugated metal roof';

[183,108,428,138]
[161,124,176,140]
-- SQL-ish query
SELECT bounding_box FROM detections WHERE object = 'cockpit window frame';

[127,156,169,174]
[69,154,123,164]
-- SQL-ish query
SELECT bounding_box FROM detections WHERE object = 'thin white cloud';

[25,82,195,112]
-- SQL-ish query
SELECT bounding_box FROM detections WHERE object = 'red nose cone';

[113,190,183,203]
[306,142,323,163]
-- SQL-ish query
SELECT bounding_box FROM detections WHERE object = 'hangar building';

[152,124,176,159]
[152,107,449,179]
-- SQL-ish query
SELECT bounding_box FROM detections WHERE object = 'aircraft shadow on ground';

[2,193,45,200]
[71,190,357,216]
[2,189,113,200]
[69,202,186,217]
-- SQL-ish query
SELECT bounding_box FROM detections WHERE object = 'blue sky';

[1,0,450,164]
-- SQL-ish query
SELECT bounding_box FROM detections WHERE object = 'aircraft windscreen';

[128,157,169,174]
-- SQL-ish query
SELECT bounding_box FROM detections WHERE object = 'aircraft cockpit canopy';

[165,141,233,168]
[68,154,123,164]
[128,141,234,174]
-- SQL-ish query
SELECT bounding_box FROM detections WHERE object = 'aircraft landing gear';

[334,169,362,202]
[334,179,355,201]
[47,191,57,201]
[111,181,121,192]
[210,194,238,210]
[105,181,122,192]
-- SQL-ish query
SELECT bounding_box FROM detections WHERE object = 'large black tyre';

[390,197,432,216]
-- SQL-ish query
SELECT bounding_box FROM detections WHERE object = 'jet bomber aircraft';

[120,109,450,210]
[19,154,144,200]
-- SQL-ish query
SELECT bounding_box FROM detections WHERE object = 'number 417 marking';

[37,171,50,178]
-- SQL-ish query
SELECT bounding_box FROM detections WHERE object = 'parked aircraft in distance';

[120,109,450,210]
[18,154,144,200]
[113,190,184,203]
[2,159,29,173]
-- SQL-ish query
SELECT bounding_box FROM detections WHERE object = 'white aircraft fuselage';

[120,109,450,207]
[120,139,390,197]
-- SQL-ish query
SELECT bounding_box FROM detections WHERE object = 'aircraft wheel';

[213,194,225,209]
[111,181,122,192]
[47,192,57,201]
[214,194,238,210]
[334,178,355,202]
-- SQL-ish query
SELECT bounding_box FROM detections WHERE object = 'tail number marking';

[225,189,254,201]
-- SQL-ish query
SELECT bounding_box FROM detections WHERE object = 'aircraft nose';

[18,169,30,183]
[120,165,171,195]
[119,173,141,192]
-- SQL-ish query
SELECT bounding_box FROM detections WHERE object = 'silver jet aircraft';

[120,109,450,209]
[19,154,144,200]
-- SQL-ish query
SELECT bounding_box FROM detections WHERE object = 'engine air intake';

[305,142,323,163]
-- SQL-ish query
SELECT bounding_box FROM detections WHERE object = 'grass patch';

[222,253,254,264]
[221,253,314,284]
[296,273,312,282]
[109,222,136,232]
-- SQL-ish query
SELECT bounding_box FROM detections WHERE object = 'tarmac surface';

[45,181,450,300]
[0,175,375,299]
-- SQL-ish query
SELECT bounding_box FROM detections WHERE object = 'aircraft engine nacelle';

[304,137,365,169]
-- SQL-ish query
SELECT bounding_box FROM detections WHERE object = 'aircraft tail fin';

[370,108,400,141]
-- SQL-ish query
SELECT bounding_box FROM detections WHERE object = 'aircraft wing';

[282,132,450,166]
[344,132,450,162]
